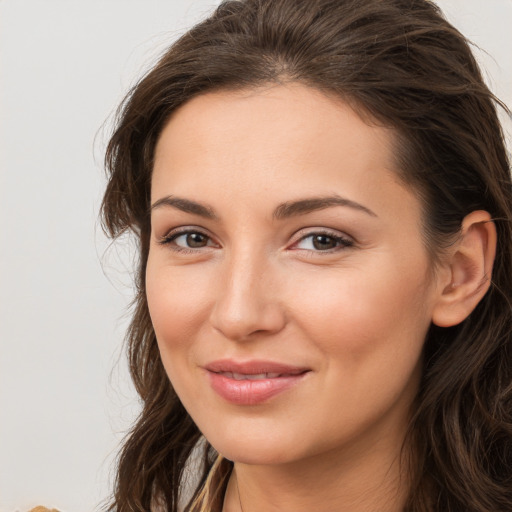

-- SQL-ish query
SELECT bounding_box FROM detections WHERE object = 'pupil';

[313,235,336,250]
[187,233,207,247]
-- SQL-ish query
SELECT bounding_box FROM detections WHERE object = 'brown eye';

[185,232,209,248]
[312,234,337,250]
[293,231,354,252]
[160,230,214,250]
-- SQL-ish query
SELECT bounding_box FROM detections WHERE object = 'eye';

[158,229,217,252]
[292,231,353,252]
[174,232,210,248]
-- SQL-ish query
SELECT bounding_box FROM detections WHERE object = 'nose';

[209,250,287,341]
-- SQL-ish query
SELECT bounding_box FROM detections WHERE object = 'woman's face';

[147,84,443,466]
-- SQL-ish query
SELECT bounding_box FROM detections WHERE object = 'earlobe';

[432,210,497,328]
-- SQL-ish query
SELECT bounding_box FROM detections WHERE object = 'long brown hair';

[101,1,512,510]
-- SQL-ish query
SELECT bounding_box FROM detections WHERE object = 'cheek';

[146,261,214,412]
[287,263,432,371]
[285,268,430,438]
[145,260,212,366]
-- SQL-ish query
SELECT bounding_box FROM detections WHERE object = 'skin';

[146,83,494,511]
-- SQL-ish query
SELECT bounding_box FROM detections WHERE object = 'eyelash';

[157,228,354,254]
[291,230,354,253]
[158,228,216,254]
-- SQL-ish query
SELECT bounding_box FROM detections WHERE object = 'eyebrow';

[151,196,218,219]
[150,194,377,220]
[272,195,377,219]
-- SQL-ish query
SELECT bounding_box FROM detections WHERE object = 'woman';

[101,0,512,510]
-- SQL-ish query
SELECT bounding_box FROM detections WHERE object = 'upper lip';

[204,359,310,376]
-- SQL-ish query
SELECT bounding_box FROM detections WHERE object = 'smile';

[203,360,310,405]
[217,371,288,380]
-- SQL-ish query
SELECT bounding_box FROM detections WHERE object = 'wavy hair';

[101,0,512,510]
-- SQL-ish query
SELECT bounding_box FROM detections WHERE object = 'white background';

[0,1,510,511]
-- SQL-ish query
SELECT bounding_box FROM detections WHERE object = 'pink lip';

[203,359,310,405]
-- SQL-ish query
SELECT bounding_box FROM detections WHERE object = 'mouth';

[214,371,292,380]
[203,360,310,405]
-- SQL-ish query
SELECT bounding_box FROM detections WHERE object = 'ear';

[432,210,497,328]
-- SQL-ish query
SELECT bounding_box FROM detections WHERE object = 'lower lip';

[207,371,307,405]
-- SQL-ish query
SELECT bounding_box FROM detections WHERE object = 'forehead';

[151,83,416,222]
[154,83,395,168]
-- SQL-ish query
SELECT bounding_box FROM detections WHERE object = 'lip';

[203,359,310,405]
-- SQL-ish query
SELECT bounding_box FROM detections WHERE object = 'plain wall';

[0,1,510,511]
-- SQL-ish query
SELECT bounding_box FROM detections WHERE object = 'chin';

[202,424,302,466]
[215,442,295,466]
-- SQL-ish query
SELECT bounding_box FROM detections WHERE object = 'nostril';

[209,301,286,341]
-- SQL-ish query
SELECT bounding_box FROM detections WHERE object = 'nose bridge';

[210,243,285,340]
